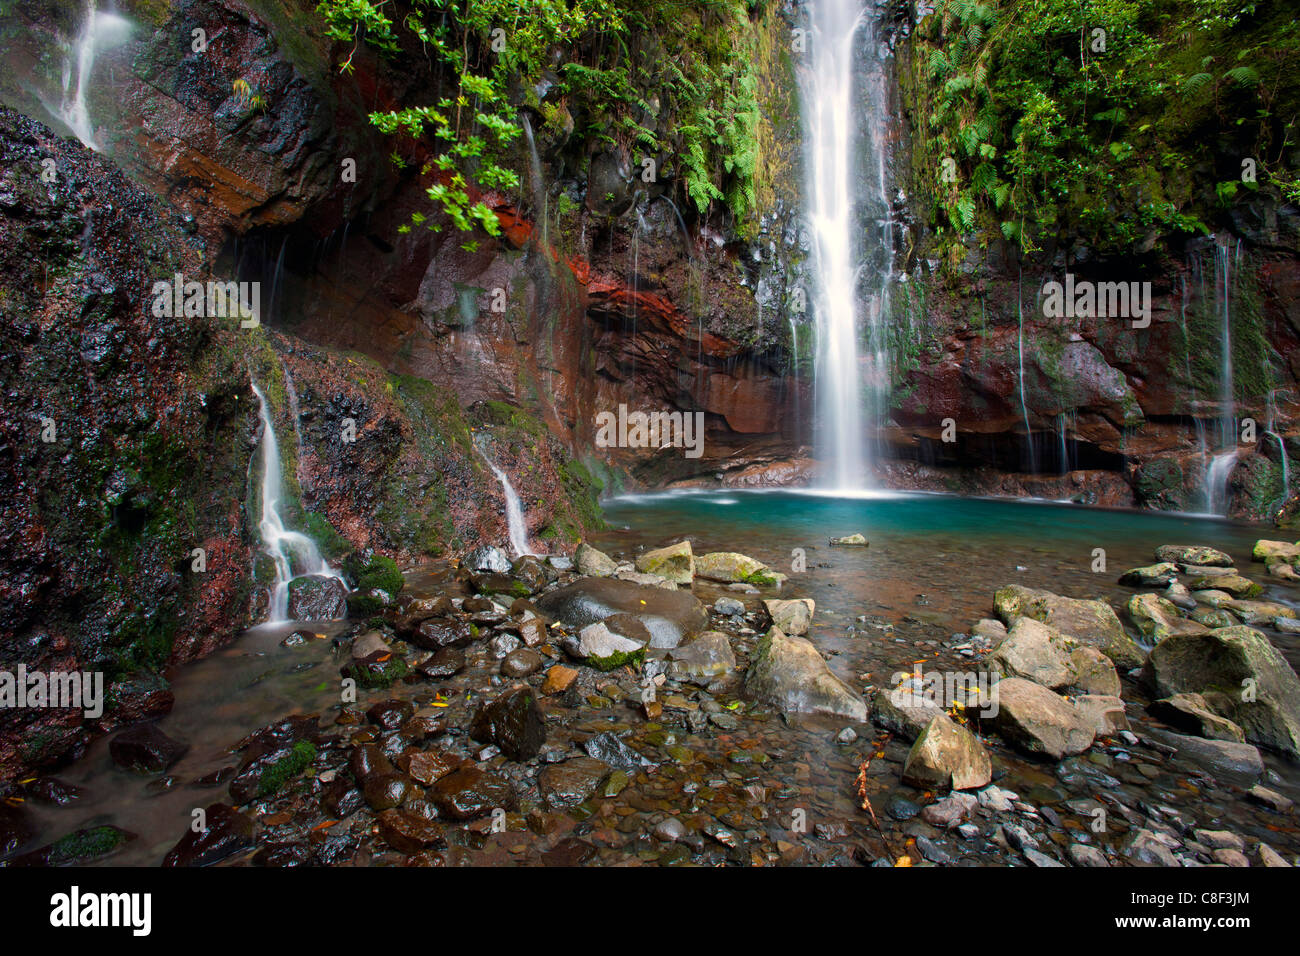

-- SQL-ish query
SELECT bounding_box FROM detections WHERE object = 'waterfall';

[251,382,345,623]
[1201,238,1241,513]
[57,0,130,150]
[475,443,534,558]
[801,0,884,490]
[1016,272,1035,472]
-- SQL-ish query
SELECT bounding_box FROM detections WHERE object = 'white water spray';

[251,382,345,623]
[475,443,534,558]
[57,1,130,150]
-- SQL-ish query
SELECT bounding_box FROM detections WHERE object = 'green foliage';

[347,553,405,596]
[258,741,319,797]
[906,0,1300,257]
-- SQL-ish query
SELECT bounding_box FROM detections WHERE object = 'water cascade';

[250,382,346,623]
[801,0,894,490]
[57,1,130,150]
[1202,238,1242,513]
[476,441,534,558]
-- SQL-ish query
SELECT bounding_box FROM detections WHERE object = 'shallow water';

[14,492,1300,866]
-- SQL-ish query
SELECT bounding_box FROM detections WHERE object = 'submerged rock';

[829,533,868,546]
[666,631,737,685]
[634,540,695,584]
[537,577,707,648]
[994,584,1142,668]
[1142,625,1300,758]
[1143,726,1264,786]
[538,757,610,808]
[744,627,868,720]
[162,803,253,867]
[109,724,189,773]
[901,715,991,791]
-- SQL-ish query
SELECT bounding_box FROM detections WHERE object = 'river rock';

[666,631,736,685]
[1118,563,1179,587]
[919,791,979,827]
[1221,599,1296,625]
[634,540,694,584]
[575,542,618,576]
[394,595,452,633]
[714,596,746,616]
[161,803,253,867]
[417,646,465,679]
[744,626,868,720]
[1194,588,1234,607]
[351,630,392,660]
[411,618,474,650]
[109,724,189,773]
[902,715,992,791]
[1182,572,1262,597]
[464,546,512,574]
[1072,694,1130,734]
[695,551,768,583]
[541,665,578,695]
[538,756,610,808]
[1142,625,1300,758]
[1148,692,1246,742]
[511,555,553,593]
[428,766,518,820]
[1143,726,1264,785]
[1070,646,1122,696]
[377,809,445,853]
[400,749,462,786]
[1068,843,1110,867]
[1125,827,1181,867]
[763,598,815,636]
[993,585,1142,668]
[1190,606,1237,629]
[470,686,546,761]
[1155,545,1234,567]
[829,533,868,546]
[583,731,655,770]
[362,773,414,811]
[1126,592,1209,642]
[537,577,707,648]
[1253,540,1300,564]
[990,677,1096,759]
[988,617,1074,689]
[501,647,544,677]
[1269,562,1300,581]
[1258,843,1291,867]
[870,687,945,741]
[287,574,348,621]
[561,621,644,666]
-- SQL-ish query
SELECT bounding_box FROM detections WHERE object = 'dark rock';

[349,743,395,782]
[583,731,655,770]
[537,577,708,648]
[109,724,189,773]
[378,809,447,852]
[287,574,348,621]
[538,756,610,808]
[162,804,253,867]
[367,699,415,731]
[418,647,466,679]
[502,647,544,677]
[428,766,519,820]
[411,619,475,650]
[470,686,547,761]
[362,772,415,811]
[399,749,463,786]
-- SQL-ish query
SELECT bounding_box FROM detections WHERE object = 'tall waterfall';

[57,0,130,150]
[475,442,534,558]
[251,382,344,623]
[1203,238,1241,514]
[800,0,893,490]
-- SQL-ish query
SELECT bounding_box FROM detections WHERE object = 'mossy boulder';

[993,585,1143,669]
[634,540,694,585]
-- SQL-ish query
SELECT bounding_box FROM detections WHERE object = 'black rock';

[583,731,655,770]
[470,686,547,761]
[109,723,189,773]
[162,804,253,867]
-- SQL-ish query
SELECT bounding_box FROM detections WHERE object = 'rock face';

[994,585,1143,668]
[634,540,695,584]
[901,715,992,791]
[991,678,1096,759]
[537,578,707,649]
[1142,626,1300,759]
[744,627,868,721]
[470,687,547,761]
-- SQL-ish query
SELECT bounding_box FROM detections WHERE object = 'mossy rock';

[258,741,318,797]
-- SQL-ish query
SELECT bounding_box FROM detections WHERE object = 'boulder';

[666,631,737,685]
[901,715,992,791]
[1252,540,1300,564]
[829,533,868,546]
[744,627,868,721]
[1125,592,1209,643]
[1142,626,1300,758]
[695,551,777,585]
[990,677,1096,759]
[987,617,1074,689]
[469,686,547,761]
[634,540,694,584]
[536,577,707,649]
[993,585,1142,668]
[1154,545,1233,567]
[1143,727,1264,786]
[286,574,348,621]
[575,542,618,577]
[1070,647,1122,697]
[463,546,512,574]
[763,598,815,636]
[1118,563,1179,587]
[870,687,945,742]
[1072,695,1130,734]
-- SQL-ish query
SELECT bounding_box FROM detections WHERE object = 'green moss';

[742,569,780,588]
[352,554,403,595]
[303,511,351,561]
[343,656,410,689]
[586,648,646,672]
[48,825,128,864]
[258,741,318,797]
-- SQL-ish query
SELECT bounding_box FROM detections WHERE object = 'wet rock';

[10,824,134,866]
[1142,625,1300,758]
[653,816,690,843]
[562,620,645,667]
[1126,593,1209,642]
[1072,694,1130,735]
[1118,563,1179,587]
[470,572,531,599]
[1148,693,1246,742]
[538,756,609,808]
[1144,726,1264,785]
[321,781,364,818]
[988,617,1074,689]
[1155,545,1233,567]
[21,777,85,806]
[994,585,1142,668]
[1182,572,1261,597]
[634,540,694,584]
[1163,582,1198,611]
[1070,647,1121,697]
[1258,843,1292,867]
[902,715,991,791]
[394,595,453,633]
[887,796,921,821]
[744,626,868,721]
[351,630,392,659]
[287,574,348,621]
[829,533,868,546]
[349,744,396,782]
[377,809,446,853]
[990,678,1096,759]
[870,687,945,741]
[666,631,737,685]
[1253,539,1300,564]
[502,647,544,677]
[470,686,547,761]
[512,555,554,593]
[537,577,707,648]
[1125,828,1180,867]
[584,731,655,770]
[972,618,1008,643]
[1221,599,1296,626]
[516,615,548,647]
[1213,848,1250,867]
[489,633,522,659]
[363,773,415,811]
[1023,847,1064,867]
[399,749,463,786]
[109,724,189,773]
[411,619,475,651]
[763,598,814,635]
[977,785,1017,813]
[696,551,784,586]
[1067,843,1110,867]
[367,699,415,731]
[714,596,746,616]
[1194,828,1244,851]
[417,647,466,679]
[162,803,253,867]
[1247,784,1293,812]
[464,546,512,574]
[428,766,518,820]
[541,665,579,695]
